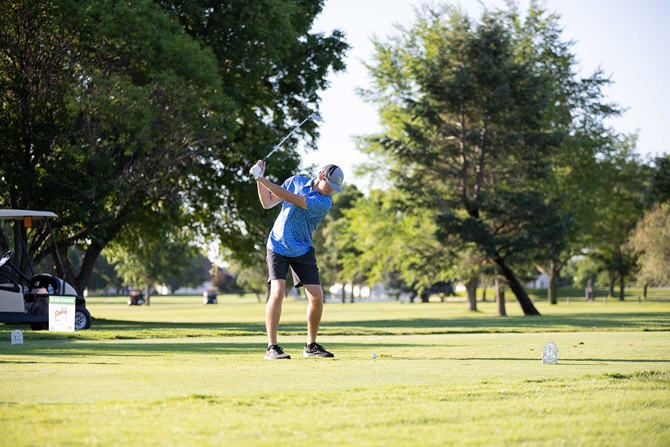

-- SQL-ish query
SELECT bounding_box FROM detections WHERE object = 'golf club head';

[309,114,323,123]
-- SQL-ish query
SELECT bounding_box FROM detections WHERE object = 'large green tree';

[359,2,604,315]
[158,0,348,257]
[0,0,347,293]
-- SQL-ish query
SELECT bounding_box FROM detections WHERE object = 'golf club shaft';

[263,116,312,162]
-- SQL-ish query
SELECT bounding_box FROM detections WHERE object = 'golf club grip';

[262,149,276,162]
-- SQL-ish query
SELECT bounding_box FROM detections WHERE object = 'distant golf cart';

[0,210,92,330]
[203,289,218,304]
[128,289,146,306]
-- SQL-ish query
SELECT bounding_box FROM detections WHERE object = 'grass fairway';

[1,295,669,446]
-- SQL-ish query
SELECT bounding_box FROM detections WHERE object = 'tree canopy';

[0,0,348,293]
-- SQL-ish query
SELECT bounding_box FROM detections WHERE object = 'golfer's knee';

[305,286,324,302]
[269,285,286,302]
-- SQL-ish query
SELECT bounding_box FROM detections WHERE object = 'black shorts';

[266,247,320,287]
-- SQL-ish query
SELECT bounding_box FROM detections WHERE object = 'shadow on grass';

[0,340,265,358]
[3,311,668,343]
[0,339,451,359]
[324,312,670,331]
[91,318,265,331]
[93,312,668,331]
[453,357,670,363]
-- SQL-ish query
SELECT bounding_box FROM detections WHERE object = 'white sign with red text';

[49,296,75,332]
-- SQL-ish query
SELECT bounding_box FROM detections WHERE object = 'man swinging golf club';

[250,160,344,359]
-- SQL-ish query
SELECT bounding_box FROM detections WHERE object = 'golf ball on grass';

[371,353,377,359]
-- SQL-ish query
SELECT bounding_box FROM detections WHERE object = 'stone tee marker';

[542,342,558,364]
[11,329,23,345]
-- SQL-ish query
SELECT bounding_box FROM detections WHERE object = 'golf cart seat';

[27,274,77,297]
[28,274,61,295]
[0,281,20,294]
[0,266,20,293]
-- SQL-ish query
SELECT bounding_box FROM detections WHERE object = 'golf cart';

[203,289,218,304]
[128,289,145,305]
[0,210,92,330]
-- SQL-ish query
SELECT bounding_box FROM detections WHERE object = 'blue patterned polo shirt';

[267,175,332,257]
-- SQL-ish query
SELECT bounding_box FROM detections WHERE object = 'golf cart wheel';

[75,307,92,330]
[30,322,49,331]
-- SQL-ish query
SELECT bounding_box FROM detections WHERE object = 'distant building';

[155,281,211,296]
[527,273,550,289]
[328,282,390,299]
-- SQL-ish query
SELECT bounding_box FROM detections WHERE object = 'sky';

[304,0,670,190]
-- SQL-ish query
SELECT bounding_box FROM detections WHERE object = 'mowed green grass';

[1,293,669,446]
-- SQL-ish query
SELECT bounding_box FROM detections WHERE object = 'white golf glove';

[249,164,263,180]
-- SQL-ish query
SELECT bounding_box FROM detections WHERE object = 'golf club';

[263,113,322,162]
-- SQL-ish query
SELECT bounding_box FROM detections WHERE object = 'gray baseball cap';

[320,164,344,193]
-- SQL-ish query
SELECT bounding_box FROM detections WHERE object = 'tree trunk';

[481,284,487,302]
[145,281,152,306]
[350,281,355,303]
[643,283,648,299]
[70,213,127,294]
[409,289,417,303]
[465,277,478,311]
[495,278,506,317]
[618,274,625,301]
[607,272,616,298]
[548,260,558,305]
[491,255,540,316]
[69,241,104,295]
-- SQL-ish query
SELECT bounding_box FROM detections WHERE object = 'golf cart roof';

[0,210,58,220]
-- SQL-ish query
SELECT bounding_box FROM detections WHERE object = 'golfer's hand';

[249,160,265,180]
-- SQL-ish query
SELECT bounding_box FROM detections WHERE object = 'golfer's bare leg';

[304,284,324,345]
[266,280,286,346]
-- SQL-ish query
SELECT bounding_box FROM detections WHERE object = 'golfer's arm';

[257,178,307,209]
[257,180,281,209]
